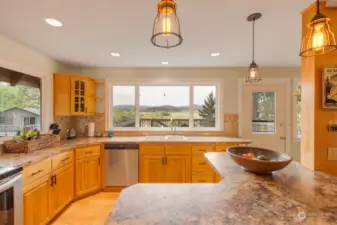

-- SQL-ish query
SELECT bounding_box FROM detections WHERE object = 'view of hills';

[114,105,203,112]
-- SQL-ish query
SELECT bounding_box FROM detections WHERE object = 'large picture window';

[108,80,221,130]
[0,67,41,137]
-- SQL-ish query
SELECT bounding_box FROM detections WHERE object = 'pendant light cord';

[316,0,320,14]
[252,20,255,62]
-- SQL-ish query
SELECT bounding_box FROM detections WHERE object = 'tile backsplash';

[54,114,105,140]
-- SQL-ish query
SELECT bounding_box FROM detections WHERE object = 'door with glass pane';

[71,77,86,115]
[242,85,286,152]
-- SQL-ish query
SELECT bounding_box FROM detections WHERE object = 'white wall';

[0,35,70,133]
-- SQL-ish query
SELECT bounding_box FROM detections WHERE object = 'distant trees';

[0,84,40,111]
[198,92,216,127]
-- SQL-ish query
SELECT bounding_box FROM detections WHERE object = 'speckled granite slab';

[106,152,337,225]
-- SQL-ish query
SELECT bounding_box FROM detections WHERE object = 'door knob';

[280,137,286,140]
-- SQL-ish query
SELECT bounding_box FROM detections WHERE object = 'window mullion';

[189,86,194,128]
[135,85,140,128]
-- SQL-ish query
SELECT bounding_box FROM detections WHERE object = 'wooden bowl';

[227,146,292,174]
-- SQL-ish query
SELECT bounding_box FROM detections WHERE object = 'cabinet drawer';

[52,151,74,171]
[215,144,237,152]
[23,158,51,187]
[165,144,190,155]
[139,145,165,155]
[192,145,215,155]
[76,145,101,160]
[192,172,214,183]
[192,156,213,171]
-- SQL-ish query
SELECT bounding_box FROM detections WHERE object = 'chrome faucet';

[170,126,177,135]
[170,118,177,135]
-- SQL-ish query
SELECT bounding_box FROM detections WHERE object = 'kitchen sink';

[144,135,187,141]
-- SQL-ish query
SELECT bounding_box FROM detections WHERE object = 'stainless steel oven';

[0,167,23,225]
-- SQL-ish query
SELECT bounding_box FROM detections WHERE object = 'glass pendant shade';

[151,0,183,48]
[247,61,261,83]
[246,13,262,83]
[300,1,337,57]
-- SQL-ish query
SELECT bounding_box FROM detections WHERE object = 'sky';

[112,85,216,106]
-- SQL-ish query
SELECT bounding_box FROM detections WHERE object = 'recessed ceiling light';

[111,52,121,57]
[44,18,63,27]
[161,62,169,65]
[211,53,221,57]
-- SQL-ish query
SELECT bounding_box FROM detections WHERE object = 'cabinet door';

[139,155,165,183]
[164,155,190,183]
[85,79,96,115]
[76,156,101,197]
[24,177,50,225]
[53,75,71,116]
[51,164,74,217]
[71,76,86,115]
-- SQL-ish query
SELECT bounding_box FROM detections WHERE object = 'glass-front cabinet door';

[71,77,87,115]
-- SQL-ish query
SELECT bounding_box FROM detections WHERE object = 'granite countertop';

[0,136,251,167]
[106,152,337,225]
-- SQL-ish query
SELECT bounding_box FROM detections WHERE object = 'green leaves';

[0,85,40,111]
[198,92,216,127]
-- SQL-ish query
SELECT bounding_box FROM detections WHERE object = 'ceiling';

[0,0,314,68]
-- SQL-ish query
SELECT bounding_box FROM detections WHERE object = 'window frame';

[106,77,224,131]
[293,78,301,141]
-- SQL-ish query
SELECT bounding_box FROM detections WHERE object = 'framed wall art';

[323,67,337,109]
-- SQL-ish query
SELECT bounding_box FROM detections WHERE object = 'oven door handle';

[0,174,22,193]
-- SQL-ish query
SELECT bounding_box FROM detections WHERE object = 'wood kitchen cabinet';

[139,155,165,183]
[50,164,74,218]
[139,144,191,183]
[23,177,51,225]
[165,155,190,183]
[75,145,102,198]
[53,74,97,116]
[23,151,75,225]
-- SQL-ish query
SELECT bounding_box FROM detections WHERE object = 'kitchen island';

[106,152,337,225]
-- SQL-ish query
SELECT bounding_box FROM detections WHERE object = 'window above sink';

[106,77,224,131]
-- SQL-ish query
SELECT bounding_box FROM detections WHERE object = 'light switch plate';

[328,148,337,160]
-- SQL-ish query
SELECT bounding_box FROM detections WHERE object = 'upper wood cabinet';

[54,74,97,116]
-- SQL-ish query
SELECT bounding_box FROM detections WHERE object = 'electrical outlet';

[328,148,337,160]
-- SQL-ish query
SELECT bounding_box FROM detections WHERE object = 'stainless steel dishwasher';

[105,143,139,187]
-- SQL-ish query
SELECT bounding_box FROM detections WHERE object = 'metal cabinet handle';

[198,162,206,165]
[50,176,54,187]
[198,180,207,182]
[199,149,206,152]
[85,151,93,154]
[98,158,101,166]
[54,175,57,185]
[164,156,167,165]
[62,157,70,162]
[31,169,43,176]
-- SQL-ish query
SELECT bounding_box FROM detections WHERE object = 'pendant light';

[151,0,183,49]
[300,0,337,57]
[246,13,262,83]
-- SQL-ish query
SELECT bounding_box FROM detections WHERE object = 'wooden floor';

[51,192,119,225]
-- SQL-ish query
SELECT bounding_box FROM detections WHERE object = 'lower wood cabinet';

[75,155,101,197]
[165,155,190,183]
[23,177,51,225]
[139,144,191,183]
[139,155,165,183]
[51,164,74,218]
